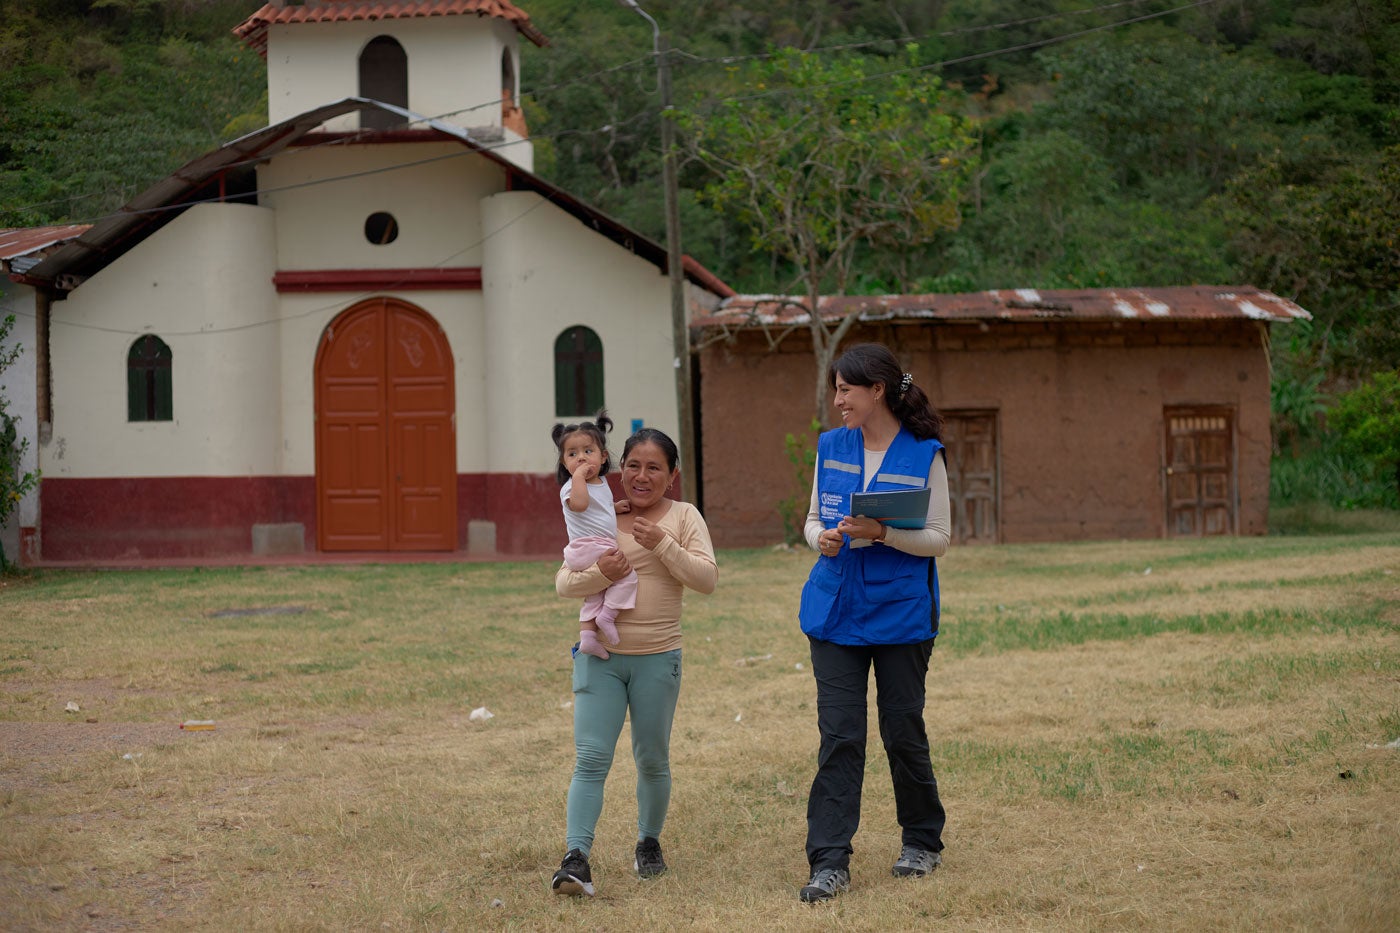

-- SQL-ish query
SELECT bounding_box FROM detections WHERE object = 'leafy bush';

[0,314,41,572]
[776,419,820,546]
[1329,370,1400,499]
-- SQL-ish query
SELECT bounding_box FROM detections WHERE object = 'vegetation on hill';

[0,0,1395,509]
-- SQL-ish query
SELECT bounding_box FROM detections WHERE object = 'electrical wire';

[2,0,1224,222]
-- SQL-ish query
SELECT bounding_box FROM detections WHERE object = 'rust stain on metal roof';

[691,286,1311,332]
[233,0,549,55]
[0,225,91,261]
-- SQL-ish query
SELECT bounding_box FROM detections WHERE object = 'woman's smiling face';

[832,375,882,429]
[621,441,676,509]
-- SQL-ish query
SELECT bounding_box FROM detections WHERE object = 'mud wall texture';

[697,319,1271,548]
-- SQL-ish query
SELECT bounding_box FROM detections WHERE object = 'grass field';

[2,532,1398,931]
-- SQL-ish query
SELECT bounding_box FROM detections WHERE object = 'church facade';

[2,0,722,562]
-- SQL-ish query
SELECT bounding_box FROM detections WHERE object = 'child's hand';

[614,499,631,515]
[572,461,598,483]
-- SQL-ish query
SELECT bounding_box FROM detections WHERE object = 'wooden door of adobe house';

[1165,407,1236,536]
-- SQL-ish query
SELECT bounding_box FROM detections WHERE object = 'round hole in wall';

[364,211,399,245]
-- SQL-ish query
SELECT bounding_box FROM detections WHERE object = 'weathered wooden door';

[943,411,999,545]
[1164,407,1235,536]
[316,298,456,551]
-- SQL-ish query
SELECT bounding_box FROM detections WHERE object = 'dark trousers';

[805,636,945,872]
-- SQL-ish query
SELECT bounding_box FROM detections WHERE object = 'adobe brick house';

[692,287,1310,548]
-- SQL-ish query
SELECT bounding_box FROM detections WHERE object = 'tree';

[679,46,977,427]
[0,313,40,573]
[1329,370,1400,500]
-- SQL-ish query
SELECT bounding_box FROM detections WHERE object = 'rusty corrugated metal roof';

[1,224,92,279]
[233,0,549,54]
[691,286,1311,333]
[0,225,91,261]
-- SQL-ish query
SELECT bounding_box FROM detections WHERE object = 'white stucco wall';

[481,190,676,474]
[0,282,39,557]
[45,203,281,478]
[258,143,503,271]
[266,17,516,134]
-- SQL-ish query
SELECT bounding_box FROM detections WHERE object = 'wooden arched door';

[315,298,457,551]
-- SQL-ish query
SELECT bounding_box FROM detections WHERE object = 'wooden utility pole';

[619,1,696,505]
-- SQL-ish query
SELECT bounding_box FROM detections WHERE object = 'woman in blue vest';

[797,342,952,903]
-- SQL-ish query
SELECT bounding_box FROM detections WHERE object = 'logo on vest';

[819,492,845,524]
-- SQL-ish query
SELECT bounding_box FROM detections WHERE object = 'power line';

[676,0,1185,67]
[5,190,556,339]
[716,0,1225,104]
[3,0,1218,222]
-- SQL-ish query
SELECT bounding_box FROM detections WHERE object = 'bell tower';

[234,1,548,169]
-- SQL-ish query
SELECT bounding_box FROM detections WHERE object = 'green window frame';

[127,334,173,422]
[554,326,604,417]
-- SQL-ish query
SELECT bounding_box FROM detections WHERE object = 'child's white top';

[561,478,619,541]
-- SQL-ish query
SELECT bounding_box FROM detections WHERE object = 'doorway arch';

[315,298,457,551]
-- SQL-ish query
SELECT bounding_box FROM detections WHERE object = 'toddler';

[552,411,638,659]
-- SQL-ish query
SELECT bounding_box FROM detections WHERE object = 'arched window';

[500,49,516,110]
[500,48,527,136]
[127,335,172,422]
[554,326,604,417]
[359,36,408,131]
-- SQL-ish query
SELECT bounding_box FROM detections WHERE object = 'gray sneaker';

[799,866,850,902]
[892,845,941,877]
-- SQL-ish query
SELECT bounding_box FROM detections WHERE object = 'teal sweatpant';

[566,648,683,855]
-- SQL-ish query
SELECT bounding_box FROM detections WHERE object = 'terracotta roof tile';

[233,0,548,55]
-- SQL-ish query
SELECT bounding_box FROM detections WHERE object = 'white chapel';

[0,0,727,563]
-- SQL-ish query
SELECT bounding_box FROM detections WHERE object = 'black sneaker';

[634,836,667,878]
[550,848,595,897]
[892,845,941,877]
[799,866,850,902]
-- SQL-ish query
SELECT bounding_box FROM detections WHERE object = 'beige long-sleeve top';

[804,448,952,558]
[555,500,717,655]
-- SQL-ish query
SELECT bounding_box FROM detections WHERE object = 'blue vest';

[799,426,942,645]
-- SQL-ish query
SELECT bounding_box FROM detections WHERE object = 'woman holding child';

[549,427,717,897]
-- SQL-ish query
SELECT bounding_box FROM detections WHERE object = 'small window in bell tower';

[360,36,408,130]
[501,48,527,136]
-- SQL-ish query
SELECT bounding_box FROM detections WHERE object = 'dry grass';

[1,532,1398,931]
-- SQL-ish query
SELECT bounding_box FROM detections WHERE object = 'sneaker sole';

[892,857,940,877]
[551,876,595,897]
[799,887,845,903]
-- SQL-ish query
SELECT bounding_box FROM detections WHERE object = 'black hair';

[621,427,679,473]
[829,342,943,441]
[551,410,614,485]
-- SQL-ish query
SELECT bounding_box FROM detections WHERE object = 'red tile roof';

[233,0,548,55]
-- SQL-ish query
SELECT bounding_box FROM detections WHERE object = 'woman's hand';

[817,527,844,557]
[597,548,632,581]
[836,515,885,543]
[631,516,665,551]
